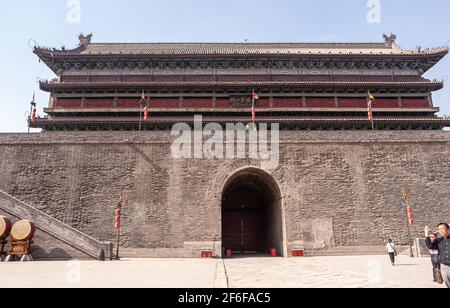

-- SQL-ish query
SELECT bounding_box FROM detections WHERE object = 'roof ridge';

[90,42,391,47]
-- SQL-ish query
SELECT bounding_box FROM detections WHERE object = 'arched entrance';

[221,168,284,256]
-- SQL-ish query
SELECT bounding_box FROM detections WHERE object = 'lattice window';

[305,98,335,108]
[150,98,180,108]
[183,98,213,108]
[117,98,140,108]
[373,99,400,108]
[83,98,114,108]
[338,98,401,108]
[339,99,366,108]
[273,98,303,108]
[402,99,429,108]
[54,98,82,108]
[256,99,271,108]
[216,98,230,108]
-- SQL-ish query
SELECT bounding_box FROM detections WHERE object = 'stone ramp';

[0,190,112,260]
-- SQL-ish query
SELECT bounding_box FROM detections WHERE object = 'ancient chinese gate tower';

[32,34,449,130]
[0,34,449,259]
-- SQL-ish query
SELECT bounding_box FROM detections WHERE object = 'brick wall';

[0,131,449,258]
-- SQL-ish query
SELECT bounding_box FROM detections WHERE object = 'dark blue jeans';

[388,252,395,264]
[431,255,440,281]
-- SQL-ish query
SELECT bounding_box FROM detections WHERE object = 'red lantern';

[115,208,121,230]
[407,207,414,225]
[31,108,37,124]
[144,106,149,121]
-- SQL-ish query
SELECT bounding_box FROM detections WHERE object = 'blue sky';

[0,0,449,132]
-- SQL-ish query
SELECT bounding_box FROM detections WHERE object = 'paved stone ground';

[0,256,446,288]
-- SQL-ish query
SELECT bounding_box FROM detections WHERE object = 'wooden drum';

[0,216,12,239]
[11,220,36,241]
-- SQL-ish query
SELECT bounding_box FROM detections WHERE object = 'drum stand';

[0,238,7,262]
[5,239,33,262]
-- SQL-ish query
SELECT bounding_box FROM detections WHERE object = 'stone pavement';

[0,255,446,288]
[223,255,446,288]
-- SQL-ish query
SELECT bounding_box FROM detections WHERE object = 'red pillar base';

[201,251,213,258]
[292,250,304,257]
[271,248,277,257]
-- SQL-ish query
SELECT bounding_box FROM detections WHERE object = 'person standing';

[425,223,450,288]
[386,239,397,266]
[428,233,441,283]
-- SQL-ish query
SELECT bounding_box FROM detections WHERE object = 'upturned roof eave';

[33,48,449,59]
[39,80,445,92]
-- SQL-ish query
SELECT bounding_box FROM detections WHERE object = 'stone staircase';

[0,190,112,260]
[305,246,387,256]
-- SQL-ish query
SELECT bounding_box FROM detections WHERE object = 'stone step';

[0,190,112,260]
[305,246,387,256]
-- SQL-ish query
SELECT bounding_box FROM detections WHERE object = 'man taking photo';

[425,223,450,288]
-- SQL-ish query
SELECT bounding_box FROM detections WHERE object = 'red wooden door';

[242,212,263,253]
[222,212,242,252]
[223,211,263,253]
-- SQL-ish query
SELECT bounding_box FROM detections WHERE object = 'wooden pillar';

[49,94,55,108]
[81,96,85,108]
[113,92,118,108]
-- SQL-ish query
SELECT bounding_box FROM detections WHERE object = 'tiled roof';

[31,117,450,126]
[39,80,444,91]
[35,42,449,57]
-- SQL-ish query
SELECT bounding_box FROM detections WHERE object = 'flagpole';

[139,105,142,132]
[370,101,375,131]
[114,193,123,260]
[28,93,35,134]
[252,89,255,123]
[139,91,145,132]
[371,97,374,131]
[368,92,375,131]
[28,103,32,134]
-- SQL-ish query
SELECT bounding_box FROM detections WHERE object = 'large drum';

[11,220,36,241]
[0,216,12,239]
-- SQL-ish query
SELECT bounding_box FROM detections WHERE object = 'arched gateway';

[221,168,285,257]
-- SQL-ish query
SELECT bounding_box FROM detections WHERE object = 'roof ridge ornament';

[383,33,397,47]
[78,33,93,47]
